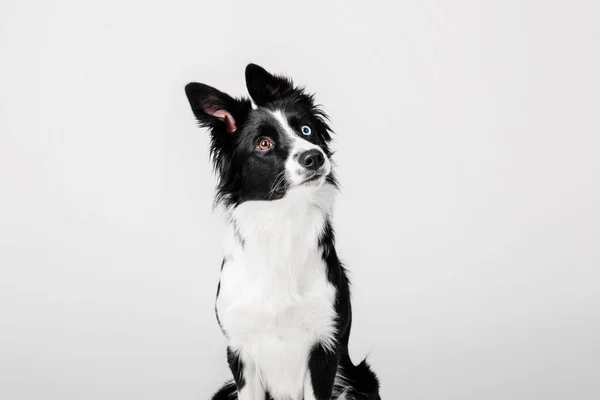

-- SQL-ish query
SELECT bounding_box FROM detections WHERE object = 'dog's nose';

[298,149,325,171]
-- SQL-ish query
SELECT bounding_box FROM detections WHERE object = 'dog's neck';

[231,183,336,235]
[220,183,337,276]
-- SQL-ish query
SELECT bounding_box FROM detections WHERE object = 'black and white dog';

[184,64,381,400]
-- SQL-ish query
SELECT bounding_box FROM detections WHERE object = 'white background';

[1,1,599,399]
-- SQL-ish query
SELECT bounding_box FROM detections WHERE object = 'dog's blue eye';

[300,125,312,135]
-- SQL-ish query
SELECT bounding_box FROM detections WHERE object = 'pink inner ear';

[210,109,237,133]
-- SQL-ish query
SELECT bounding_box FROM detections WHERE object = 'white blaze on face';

[270,110,331,186]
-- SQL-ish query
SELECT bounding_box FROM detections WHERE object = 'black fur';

[308,342,339,400]
[215,258,226,336]
[227,347,245,392]
[185,64,380,400]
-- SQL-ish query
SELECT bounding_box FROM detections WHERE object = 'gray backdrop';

[1,0,599,399]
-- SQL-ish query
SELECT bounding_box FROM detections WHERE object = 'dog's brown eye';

[257,138,273,151]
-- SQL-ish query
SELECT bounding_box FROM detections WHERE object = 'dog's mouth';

[298,173,326,187]
[272,174,325,196]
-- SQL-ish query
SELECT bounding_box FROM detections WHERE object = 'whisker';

[266,170,287,200]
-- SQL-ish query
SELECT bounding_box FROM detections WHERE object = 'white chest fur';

[216,184,338,399]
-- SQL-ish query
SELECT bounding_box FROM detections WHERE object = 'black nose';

[298,149,325,171]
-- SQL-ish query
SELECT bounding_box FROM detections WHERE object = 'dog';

[184,64,381,400]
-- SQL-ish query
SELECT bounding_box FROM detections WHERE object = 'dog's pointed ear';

[185,82,250,133]
[245,63,295,106]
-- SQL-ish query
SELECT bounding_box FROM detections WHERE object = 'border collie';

[184,64,381,400]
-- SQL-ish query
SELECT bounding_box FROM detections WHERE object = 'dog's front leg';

[227,347,265,400]
[303,343,339,400]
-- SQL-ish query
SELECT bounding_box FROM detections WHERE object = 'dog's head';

[185,64,336,207]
